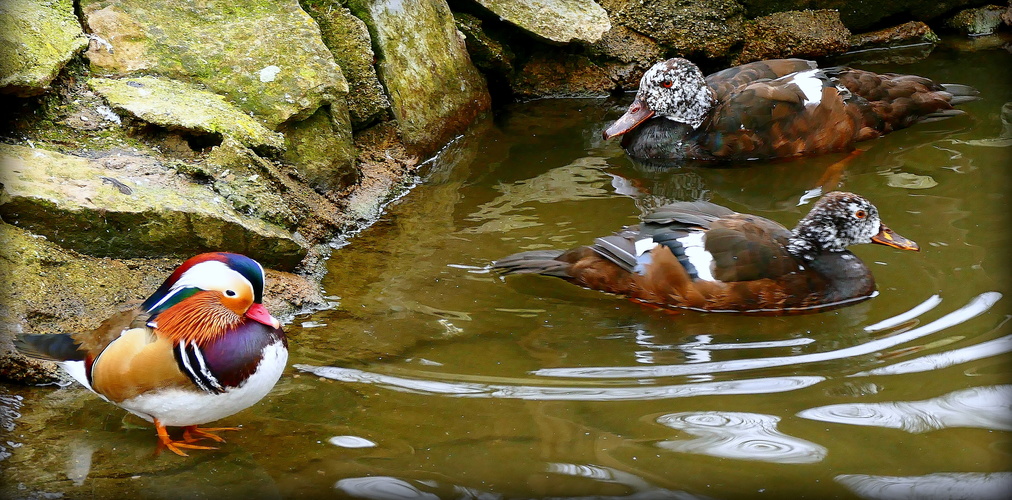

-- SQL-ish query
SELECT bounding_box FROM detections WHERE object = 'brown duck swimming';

[603,58,980,161]
[493,192,919,314]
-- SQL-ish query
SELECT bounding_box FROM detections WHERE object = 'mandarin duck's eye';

[661,80,673,88]
[224,289,237,297]
[855,210,867,219]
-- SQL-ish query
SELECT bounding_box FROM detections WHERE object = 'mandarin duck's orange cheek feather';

[606,58,979,162]
[13,252,287,457]
[494,191,917,314]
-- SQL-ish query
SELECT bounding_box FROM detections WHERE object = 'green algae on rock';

[346,0,491,157]
[88,75,285,153]
[0,0,89,96]
[280,103,360,193]
[80,0,347,129]
[301,0,391,130]
[0,144,307,270]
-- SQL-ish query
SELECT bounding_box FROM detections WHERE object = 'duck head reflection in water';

[492,191,919,314]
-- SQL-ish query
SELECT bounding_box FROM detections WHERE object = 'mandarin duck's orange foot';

[13,252,288,459]
[155,419,218,457]
[493,191,919,314]
[182,425,240,444]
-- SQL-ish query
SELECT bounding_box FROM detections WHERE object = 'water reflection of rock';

[797,385,1012,433]
[655,411,827,464]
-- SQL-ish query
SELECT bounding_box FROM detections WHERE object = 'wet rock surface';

[473,0,611,44]
[734,9,852,64]
[345,0,491,157]
[0,0,88,97]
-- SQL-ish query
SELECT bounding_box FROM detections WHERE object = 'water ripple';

[853,334,1012,376]
[797,385,1012,433]
[294,364,822,401]
[864,295,943,332]
[835,472,1012,500]
[532,292,1002,379]
[655,412,826,464]
[334,476,440,499]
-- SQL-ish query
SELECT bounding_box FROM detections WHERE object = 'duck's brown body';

[607,59,980,161]
[494,193,919,314]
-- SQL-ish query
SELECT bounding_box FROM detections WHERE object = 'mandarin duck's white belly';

[117,340,288,427]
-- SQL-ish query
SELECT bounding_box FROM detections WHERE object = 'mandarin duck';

[493,192,919,314]
[603,58,980,161]
[15,252,287,456]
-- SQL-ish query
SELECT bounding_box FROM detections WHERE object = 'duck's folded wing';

[706,59,816,100]
[705,216,800,282]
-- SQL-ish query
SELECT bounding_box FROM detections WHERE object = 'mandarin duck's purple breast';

[194,320,287,390]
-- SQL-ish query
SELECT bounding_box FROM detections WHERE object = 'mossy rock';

[88,75,285,154]
[346,0,491,157]
[472,0,611,44]
[0,144,307,270]
[80,0,347,128]
[0,0,89,96]
[301,0,390,129]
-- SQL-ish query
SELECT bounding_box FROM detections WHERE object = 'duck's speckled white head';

[637,58,716,129]
[787,192,919,261]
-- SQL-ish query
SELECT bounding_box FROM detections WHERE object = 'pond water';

[3,43,1011,499]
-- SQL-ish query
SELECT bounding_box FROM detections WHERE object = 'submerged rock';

[734,9,851,64]
[0,144,308,270]
[346,0,491,156]
[88,76,285,154]
[80,0,346,129]
[302,0,391,130]
[0,0,88,96]
[472,0,611,44]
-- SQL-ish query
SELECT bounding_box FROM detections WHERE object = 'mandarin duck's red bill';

[15,252,287,456]
[604,58,980,161]
[493,192,919,314]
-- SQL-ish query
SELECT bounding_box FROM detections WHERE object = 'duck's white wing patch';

[784,69,824,107]
[677,232,715,281]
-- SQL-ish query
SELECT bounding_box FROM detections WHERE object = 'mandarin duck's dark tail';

[14,333,87,362]
[492,250,573,278]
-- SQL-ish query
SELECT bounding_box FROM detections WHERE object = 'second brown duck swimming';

[493,192,919,314]
[603,58,980,161]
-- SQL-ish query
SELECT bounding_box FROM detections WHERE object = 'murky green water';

[3,44,1011,499]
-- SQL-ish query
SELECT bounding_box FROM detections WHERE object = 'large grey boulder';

[473,0,611,44]
[346,0,491,156]
[0,0,88,96]
[80,0,346,129]
[0,144,308,270]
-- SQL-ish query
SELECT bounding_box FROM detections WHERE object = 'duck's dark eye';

[661,80,673,88]
[224,289,237,297]
[855,210,867,219]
